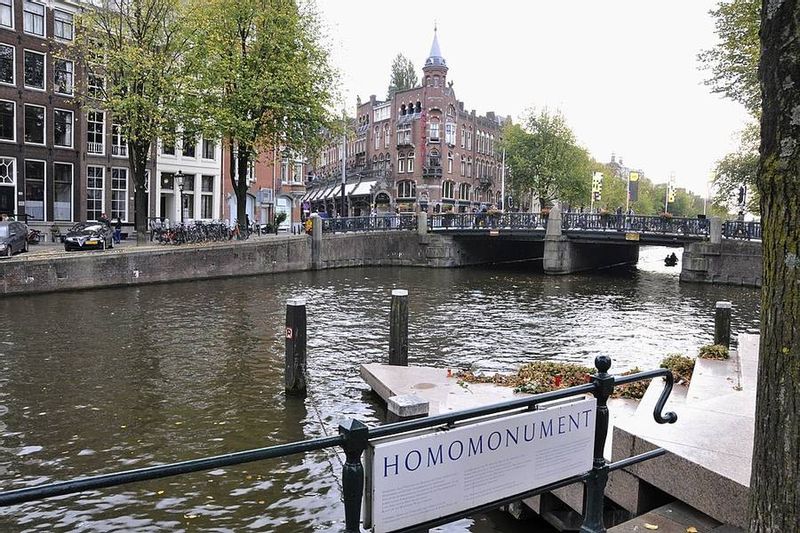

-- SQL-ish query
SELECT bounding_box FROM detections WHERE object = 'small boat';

[664,253,678,267]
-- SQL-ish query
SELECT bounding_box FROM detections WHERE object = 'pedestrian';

[114,216,122,244]
[99,212,110,225]
[615,206,623,230]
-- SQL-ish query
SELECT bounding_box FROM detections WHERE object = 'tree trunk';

[749,1,800,530]
[129,139,151,245]
[236,151,250,232]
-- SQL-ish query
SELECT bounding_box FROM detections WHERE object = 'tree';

[387,54,418,99]
[698,0,760,116]
[501,109,590,210]
[188,0,336,230]
[712,123,760,214]
[748,1,800,529]
[73,0,191,243]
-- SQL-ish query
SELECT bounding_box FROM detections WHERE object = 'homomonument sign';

[365,397,597,532]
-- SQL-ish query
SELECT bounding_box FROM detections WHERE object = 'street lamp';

[176,169,184,224]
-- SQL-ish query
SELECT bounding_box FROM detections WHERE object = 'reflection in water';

[0,246,759,531]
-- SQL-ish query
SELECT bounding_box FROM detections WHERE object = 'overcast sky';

[316,0,751,196]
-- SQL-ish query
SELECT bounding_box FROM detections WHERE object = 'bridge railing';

[0,356,677,533]
[722,220,761,241]
[321,215,416,233]
[561,213,710,237]
[429,212,547,230]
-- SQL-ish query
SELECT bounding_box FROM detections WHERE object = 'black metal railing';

[723,220,762,240]
[429,212,547,230]
[321,215,416,233]
[561,213,710,237]
[0,356,676,533]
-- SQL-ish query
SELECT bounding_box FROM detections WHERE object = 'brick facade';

[306,30,509,216]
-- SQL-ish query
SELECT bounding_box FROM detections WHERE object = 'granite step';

[607,500,743,532]
[685,351,741,405]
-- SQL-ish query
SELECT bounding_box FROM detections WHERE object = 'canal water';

[0,247,760,532]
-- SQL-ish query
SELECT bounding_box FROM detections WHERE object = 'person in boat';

[665,252,678,266]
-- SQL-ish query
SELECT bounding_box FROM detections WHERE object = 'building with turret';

[304,29,509,216]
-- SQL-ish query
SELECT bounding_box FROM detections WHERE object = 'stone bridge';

[318,207,763,286]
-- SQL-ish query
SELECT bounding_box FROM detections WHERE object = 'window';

[447,152,453,174]
[467,131,472,151]
[24,50,45,89]
[281,158,289,183]
[384,124,390,148]
[467,157,472,178]
[87,166,104,220]
[397,180,416,199]
[459,183,471,201]
[54,59,73,94]
[460,156,465,177]
[53,109,73,147]
[201,175,214,219]
[111,168,128,221]
[161,137,174,155]
[428,149,440,168]
[0,0,12,28]
[429,120,440,141]
[0,157,14,185]
[181,174,194,219]
[445,122,456,145]
[87,37,104,64]
[87,111,104,154]
[398,152,405,173]
[181,134,196,158]
[0,101,13,141]
[407,151,414,173]
[202,138,216,159]
[460,126,465,149]
[397,124,411,145]
[88,74,104,99]
[24,104,44,144]
[442,180,454,199]
[54,10,73,41]
[0,44,14,84]
[160,172,174,191]
[23,1,44,36]
[111,124,127,156]
[374,126,380,149]
[24,160,45,221]
[293,161,303,183]
[53,163,72,221]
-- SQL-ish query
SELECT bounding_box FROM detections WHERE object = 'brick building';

[0,0,223,234]
[305,29,509,216]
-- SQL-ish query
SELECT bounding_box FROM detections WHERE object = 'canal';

[0,247,760,532]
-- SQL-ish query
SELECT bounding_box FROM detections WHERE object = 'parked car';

[0,220,29,257]
[63,222,114,251]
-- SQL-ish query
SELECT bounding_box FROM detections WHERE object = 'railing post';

[417,212,427,236]
[339,419,368,532]
[714,301,732,348]
[285,298,307,396]
[710,217,722,244]
[580,355,614,533]
[389,289,409,366]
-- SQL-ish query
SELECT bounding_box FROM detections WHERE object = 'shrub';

[611,367,648,399]
[698,344,729,360]
[455,361,594,395]
[660,354,695,385]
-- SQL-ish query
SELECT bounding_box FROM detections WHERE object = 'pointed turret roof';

[425,26,447,68]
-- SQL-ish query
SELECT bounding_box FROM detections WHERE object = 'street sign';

[365,398,596,532]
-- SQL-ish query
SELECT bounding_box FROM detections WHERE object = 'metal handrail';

[0,357,678,533]
[321,215,416,233]
[722,220,762,240]
[561,213,710,236]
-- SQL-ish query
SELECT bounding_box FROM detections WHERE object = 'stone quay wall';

[680,239,762,288]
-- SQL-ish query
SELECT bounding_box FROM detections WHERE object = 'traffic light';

[592,172,603,202]
[738,185,746,205]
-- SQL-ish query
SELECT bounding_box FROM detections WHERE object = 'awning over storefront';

[333,183,358,197]
[350,180,377,196]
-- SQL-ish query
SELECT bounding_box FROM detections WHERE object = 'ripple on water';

[0,257,759,531]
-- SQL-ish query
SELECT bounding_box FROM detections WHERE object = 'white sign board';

[366,397,596,533]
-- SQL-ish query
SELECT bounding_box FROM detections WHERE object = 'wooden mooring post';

[389,289,409,366]
[714,301,732,348]
[285,297,307,395]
